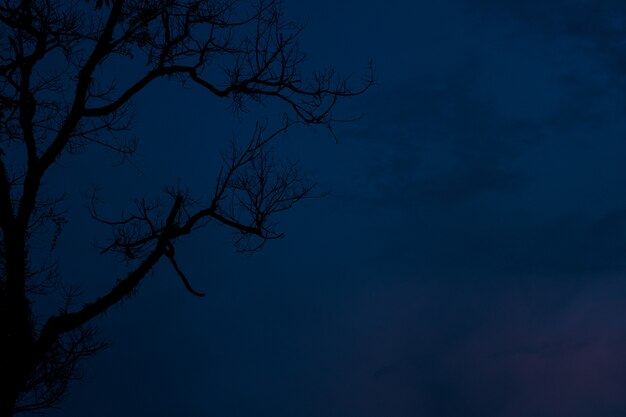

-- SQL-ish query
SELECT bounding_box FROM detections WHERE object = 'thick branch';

[38,0,124,171]
[165,243,205,297]
[35,195,184,359]
[188,207,263,236]
[0,156,14,232]
[83,66,193,117]
[15,0,124,234]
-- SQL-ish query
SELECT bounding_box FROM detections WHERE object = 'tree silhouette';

[0,0,372,415]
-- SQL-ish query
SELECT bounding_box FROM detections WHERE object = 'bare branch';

[165,242,205,297]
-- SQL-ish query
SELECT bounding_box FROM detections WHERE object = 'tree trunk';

[0,389,18,417]
[1,233,34,417]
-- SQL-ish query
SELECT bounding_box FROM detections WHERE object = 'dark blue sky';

[37,1,626,416]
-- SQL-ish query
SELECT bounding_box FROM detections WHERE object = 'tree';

[0,0,372,415]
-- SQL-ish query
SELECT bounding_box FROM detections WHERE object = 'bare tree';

[0,0,372,415]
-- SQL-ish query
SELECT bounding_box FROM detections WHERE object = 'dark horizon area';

[32,1,626,416]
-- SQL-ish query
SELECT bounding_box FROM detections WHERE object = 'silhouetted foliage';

[0,0,372,415]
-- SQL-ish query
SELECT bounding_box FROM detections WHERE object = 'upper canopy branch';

[80,1,372,126]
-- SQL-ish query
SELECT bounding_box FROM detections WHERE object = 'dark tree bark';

[0,0,371,415]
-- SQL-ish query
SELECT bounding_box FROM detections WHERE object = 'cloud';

[347,68,528,207]
[470,0,626,77]
[322,0,626,278]
[342,0,626,211]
